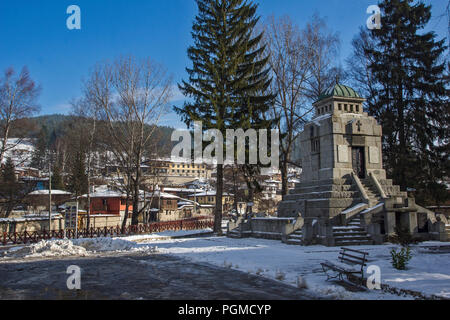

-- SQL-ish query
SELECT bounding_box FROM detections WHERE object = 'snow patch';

[2,238,156,259]
[73,237,156,253]
[2,240,88,259]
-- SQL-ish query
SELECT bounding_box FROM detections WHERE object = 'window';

[311,138,320,153]
[338,104,342,111]
[344,104,348,111]
[356,105,360,112]
[350,105,354,112]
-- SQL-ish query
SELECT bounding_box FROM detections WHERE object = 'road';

[0,252,320,300]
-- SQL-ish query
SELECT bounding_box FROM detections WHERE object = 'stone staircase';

[227,225,243,239]
[285,229,303,245]
[360,178,382,207]
[279,177,365,219]
[333,214,373,246]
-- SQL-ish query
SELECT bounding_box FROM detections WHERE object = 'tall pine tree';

[31,125,49,170]
[68,151,88,197]
[175,0,275,233]
[364,0,449,204]
[51,165,65,191]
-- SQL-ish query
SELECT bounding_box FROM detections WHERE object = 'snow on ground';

[122,228,213,242]
[1,229,448,300]
[1,238,156,259]
[1,240,89,259]
[138,236,450,300]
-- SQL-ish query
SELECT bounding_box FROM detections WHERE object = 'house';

[15,167,40,179]
[26,190,72,212]
[146,158,212,179]
[187,191,233,213]
[88,190,133,217]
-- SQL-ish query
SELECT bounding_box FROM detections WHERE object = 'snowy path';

[0,252,319,300]
[0,231,448,300]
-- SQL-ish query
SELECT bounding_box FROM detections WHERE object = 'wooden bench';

[321,247,369,286]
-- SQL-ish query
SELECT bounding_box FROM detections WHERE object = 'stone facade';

[228,84,449,246]
[263,84,448,246]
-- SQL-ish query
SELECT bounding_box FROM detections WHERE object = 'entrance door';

[352,147,366,179]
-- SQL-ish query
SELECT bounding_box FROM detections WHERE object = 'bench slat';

[341,247,369,255]
[340,252,367,262]
[339,257,367,266]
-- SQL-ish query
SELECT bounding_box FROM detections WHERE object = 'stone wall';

[0,218,64,233]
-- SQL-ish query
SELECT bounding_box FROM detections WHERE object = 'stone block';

[369,146,380,164]
[338,145,349,163]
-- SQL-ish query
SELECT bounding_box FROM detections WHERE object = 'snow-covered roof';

[163,187,205,193]
[88,190,126,198]
[189,191,233,197]
[146,191,181,200]
[28,190,72,196]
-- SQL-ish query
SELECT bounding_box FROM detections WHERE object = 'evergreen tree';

[51,165,65,190]
[363,0,449,204]
[31,125,49,170]
[175,0,275,233]
[0,158,20,217]
[68,151,88,197]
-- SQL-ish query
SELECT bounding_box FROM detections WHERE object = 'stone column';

[385,211,396,236]
[302,218,314,245]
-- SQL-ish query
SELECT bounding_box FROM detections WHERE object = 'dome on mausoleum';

[317,84,361,102]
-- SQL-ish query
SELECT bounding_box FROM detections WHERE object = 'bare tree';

[69,98,102,229]
[264,15,316,196]
[264,15,340,196]
[304,14,342,100]
[84,56,173,228]
[0,67,40,165]
[346,27,378,111]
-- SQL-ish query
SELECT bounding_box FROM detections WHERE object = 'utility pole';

[48,160,52,233]
[158,185,161,222]
[194,189,197,216]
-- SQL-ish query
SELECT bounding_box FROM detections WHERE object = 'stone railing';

[351,172,369,204]
[281,216,304,241]
[369,172,388,200]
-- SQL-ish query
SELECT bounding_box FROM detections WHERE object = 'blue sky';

[0,0,447,128]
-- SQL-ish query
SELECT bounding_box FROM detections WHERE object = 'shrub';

[275,270,286,281]
[388,227,418,247]
[390,247,412,270]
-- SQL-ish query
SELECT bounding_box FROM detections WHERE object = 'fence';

[1,216,214,246]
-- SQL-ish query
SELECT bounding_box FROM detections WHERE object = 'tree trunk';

[132,164,141,225]
[121,192,131,233]
[214,164,223,235]
[87,190,91,230]
[281,159,289,197]
[0,124,11,166]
